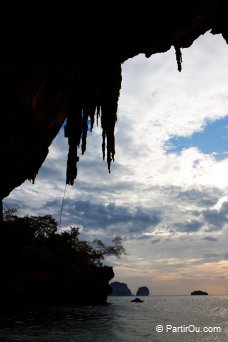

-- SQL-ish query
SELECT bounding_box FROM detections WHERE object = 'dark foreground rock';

[0,266,114,306]
[0,218,116,306]
[136,286,150,296]
[191,290,208,296]
[110,282,132,296]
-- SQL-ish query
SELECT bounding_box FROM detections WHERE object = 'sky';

[6,31,228,295]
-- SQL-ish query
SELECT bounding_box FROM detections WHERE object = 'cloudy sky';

[6,31,228,295]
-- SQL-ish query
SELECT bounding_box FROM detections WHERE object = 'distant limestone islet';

[110,282,133,296]
[136,286,150,296]
[110,282,150,296]
[191,290,208,295]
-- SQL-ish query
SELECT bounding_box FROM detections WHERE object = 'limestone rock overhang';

[0,1,227,199]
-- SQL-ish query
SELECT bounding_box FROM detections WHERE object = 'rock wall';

[1,1,227,199]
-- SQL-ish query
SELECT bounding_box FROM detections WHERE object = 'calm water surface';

[0,296,227,341]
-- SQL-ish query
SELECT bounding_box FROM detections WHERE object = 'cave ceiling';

[0,1,227,199]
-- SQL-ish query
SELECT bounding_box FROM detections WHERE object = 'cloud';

[203,253,220,259]
[172,220,202,233]
[174,188,222,207]
[136,235,152,240]
[203,236,218,242]
[44,199,162,238]
[203,201,228,231]
[151,238,161,244]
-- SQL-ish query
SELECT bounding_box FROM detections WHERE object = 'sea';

[0,295,227,341]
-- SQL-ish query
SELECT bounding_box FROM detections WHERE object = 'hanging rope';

[59,183,67,228]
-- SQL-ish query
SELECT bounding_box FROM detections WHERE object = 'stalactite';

[32,173,36,184]
[65,84,82,186]
[66,142,79,185]
[28,170,38,184]
[101,102,117,173]
[174,46,182,72]
[102,131,106,161]
[96,105,101,127]
[81,110,88,155]
[81,105,96,154]
[65,62,122,185]
[89,105,96,131]
[100,63,122,173]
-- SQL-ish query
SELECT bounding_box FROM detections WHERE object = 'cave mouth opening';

[4,31,228,228]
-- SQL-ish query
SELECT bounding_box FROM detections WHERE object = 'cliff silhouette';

[0,210,125,306]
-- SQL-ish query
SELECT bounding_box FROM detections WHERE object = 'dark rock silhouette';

[0,213,126,305]
[131,298,143,303]
[136,286,150,296]
[1,2,227,199]
[191,290,208,295]
[110,282,132,296]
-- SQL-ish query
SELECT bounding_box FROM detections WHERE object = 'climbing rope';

[59,183,67,228]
